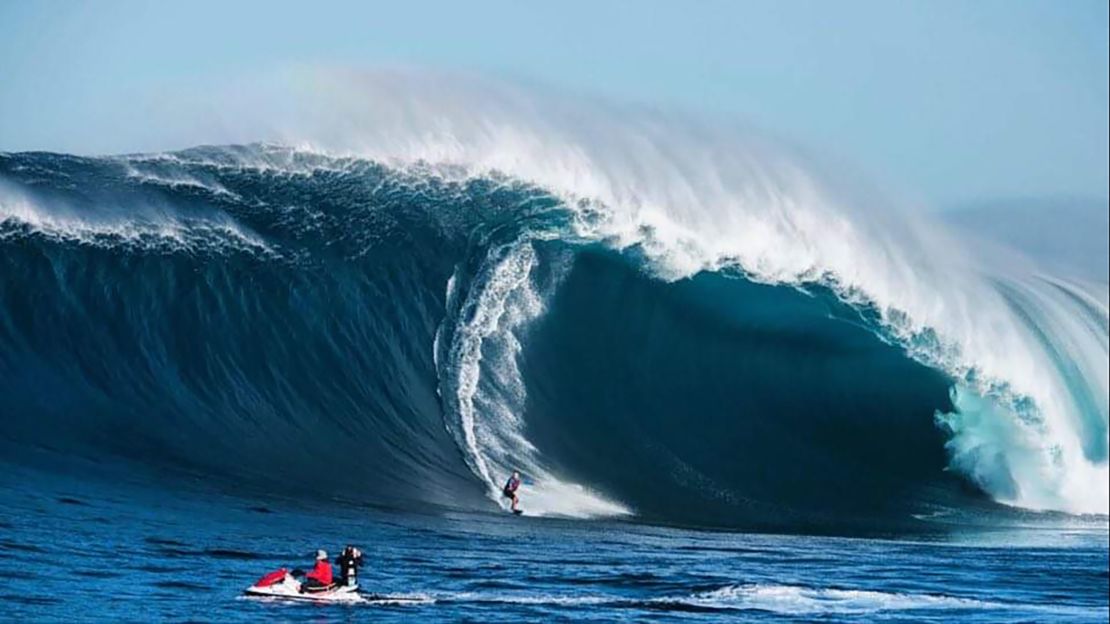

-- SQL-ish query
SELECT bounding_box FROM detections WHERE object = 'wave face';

[1,143,1107,529]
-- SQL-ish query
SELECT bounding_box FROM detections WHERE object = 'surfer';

[301,549,334,592]
[503,471,522,513]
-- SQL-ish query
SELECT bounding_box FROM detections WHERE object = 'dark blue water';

[1,146,1107,621]
[1,465,1106,622]
[0,146,978,530]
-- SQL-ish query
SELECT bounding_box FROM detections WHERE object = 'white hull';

[243,574,432,605]
[244,576,363,603]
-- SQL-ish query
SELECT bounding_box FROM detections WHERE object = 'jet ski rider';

[301,549,334,592]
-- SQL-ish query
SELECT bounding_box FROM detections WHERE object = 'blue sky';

[1,0,1106,205]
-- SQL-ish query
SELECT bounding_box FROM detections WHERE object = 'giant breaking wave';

[1,78,1106,529]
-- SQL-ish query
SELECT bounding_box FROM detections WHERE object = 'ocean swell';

[0,137,1106,528]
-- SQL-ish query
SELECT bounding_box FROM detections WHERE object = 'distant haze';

[0,0,1106,205]
[942,197,1109,282]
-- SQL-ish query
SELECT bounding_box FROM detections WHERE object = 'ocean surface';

[2,465,1107,623]
[1,143,1107,621]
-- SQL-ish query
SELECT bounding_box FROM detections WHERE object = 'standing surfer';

[503,471,523,514]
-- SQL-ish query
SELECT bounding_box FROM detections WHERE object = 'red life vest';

[306,560,333,585]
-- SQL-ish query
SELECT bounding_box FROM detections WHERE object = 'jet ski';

[244,568,432,605]
[244,569,363,603]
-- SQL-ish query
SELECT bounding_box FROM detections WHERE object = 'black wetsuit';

[503,476,520,499]
[336,550,364,587]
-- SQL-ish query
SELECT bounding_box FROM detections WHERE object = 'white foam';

[0,180,271,254]
[120,160,240,199]
[683,584,998,615]
[428,584,1093,617]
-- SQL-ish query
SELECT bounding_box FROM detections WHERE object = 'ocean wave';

[0,139,1106,528]
[201,70,1107,514]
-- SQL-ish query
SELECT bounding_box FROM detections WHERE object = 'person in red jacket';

[301,549,334,593]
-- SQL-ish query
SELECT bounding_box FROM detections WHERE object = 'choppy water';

[1,466,1106,623]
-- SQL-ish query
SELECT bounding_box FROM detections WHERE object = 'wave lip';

[0,177,270,254]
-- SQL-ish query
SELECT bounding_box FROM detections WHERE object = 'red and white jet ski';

[244,568,363,603]
[244,568,431,605]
